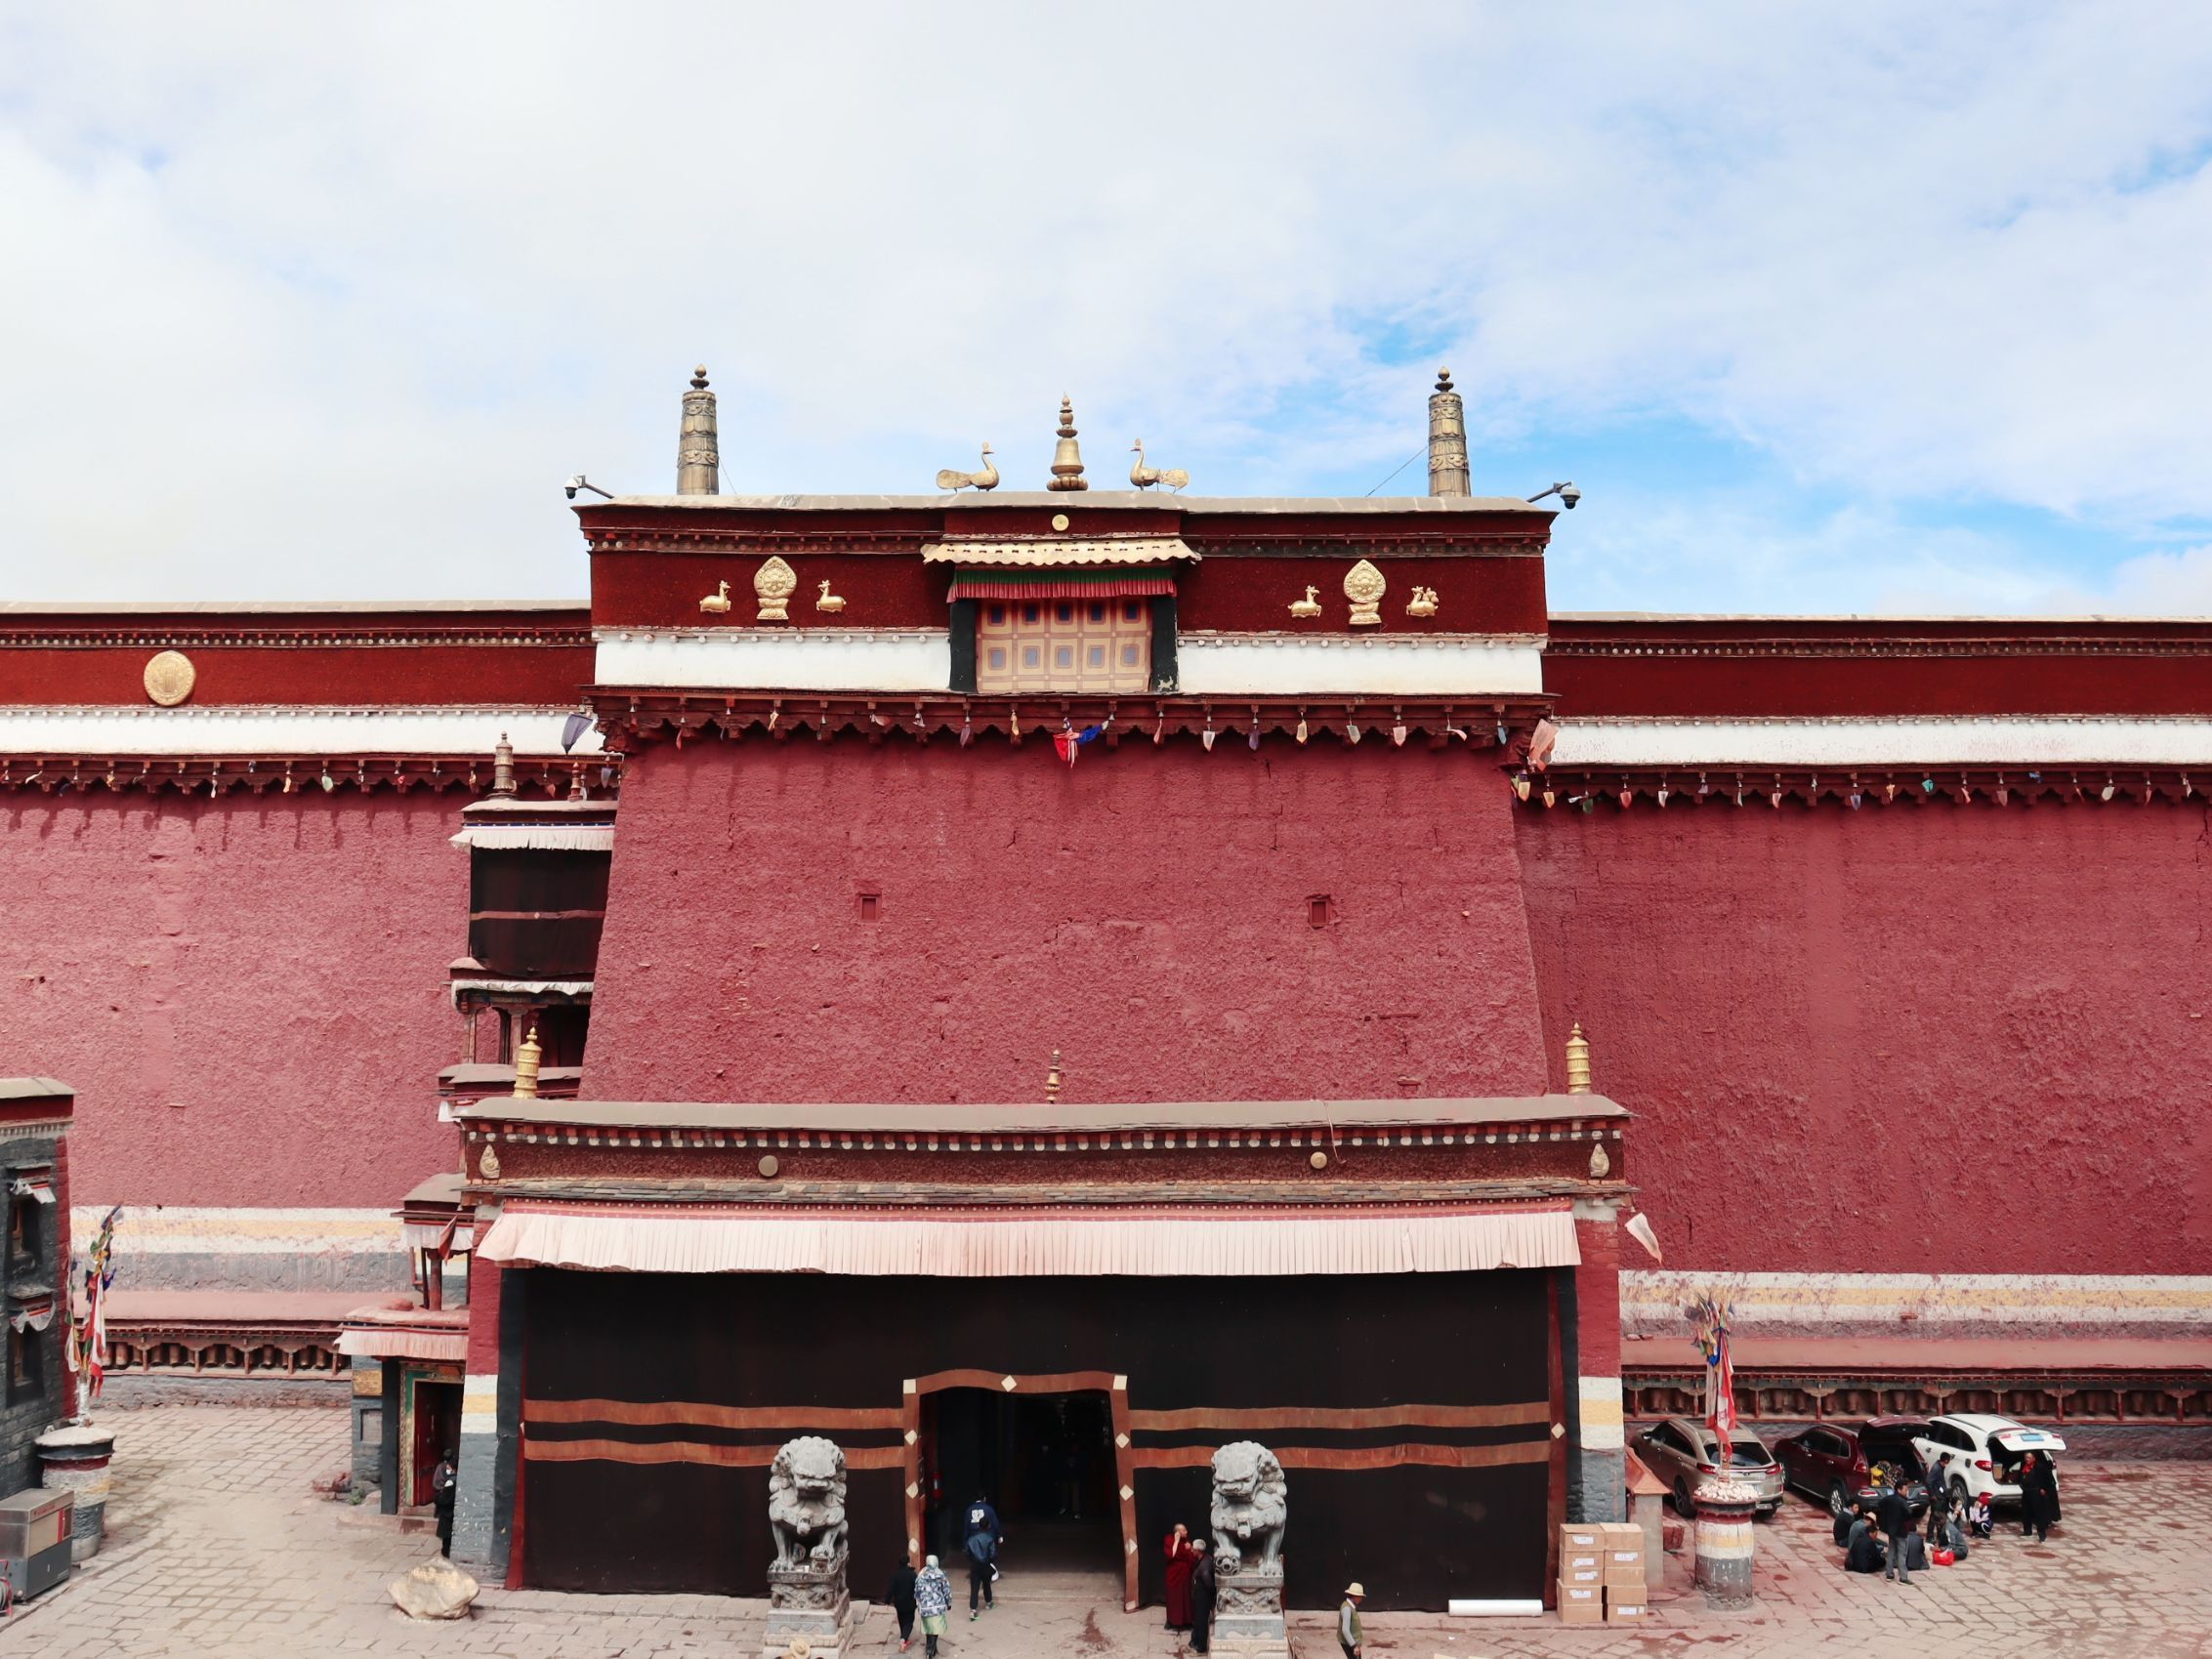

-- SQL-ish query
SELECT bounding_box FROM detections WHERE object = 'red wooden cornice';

[1520,765,2202,810]
[0,754,619,799]
[585,688,1554,754]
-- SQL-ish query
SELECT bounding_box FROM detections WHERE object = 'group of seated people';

[1836,1460,1993,1577]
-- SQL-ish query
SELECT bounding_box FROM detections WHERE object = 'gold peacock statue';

[1130,439,1189,492]
[935,443,999,492]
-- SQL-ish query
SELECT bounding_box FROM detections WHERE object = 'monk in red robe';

[1163,1522,1196,1630]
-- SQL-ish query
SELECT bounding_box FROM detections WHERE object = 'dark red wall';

[1516,801,2212,1275]
[581,740,1550,1104]
[0,797,464,1206]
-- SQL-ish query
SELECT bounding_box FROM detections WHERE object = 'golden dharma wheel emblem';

[144,649,197,706]
[753,556,799,623]
[1343,560,1387,627]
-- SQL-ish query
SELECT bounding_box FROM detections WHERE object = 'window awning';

[921,536,1196,567]
[7,1175,56,1205]
[946,569,1177,602]
[7,1298,58,1333]
[479,1202,1577,1277]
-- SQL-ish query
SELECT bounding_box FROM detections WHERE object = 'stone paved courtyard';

[3,1404,2208,1658]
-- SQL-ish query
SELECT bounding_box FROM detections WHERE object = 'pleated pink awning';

[479,1203,1578,1276]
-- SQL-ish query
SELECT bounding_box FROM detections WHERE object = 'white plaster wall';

[1551,716,2212,768]
[1173,635,1547,697]
[594,630,951,692]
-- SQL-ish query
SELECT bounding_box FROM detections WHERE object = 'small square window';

[856,892,881,922]
[7,1327,42,1404]
[1023,603,1041,624]
[986,604,1005,625]
[987,647,1007,669]
[1087,645,1106,667]
[1121,644,1140,666]
[1055,646,1074,668]
[1124,601,1144,622]
[1308,894,1334,928]
[1023,646,1041,668]
[1088,602,1106,622]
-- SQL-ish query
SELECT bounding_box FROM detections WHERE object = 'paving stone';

[3,1405,2209,1657]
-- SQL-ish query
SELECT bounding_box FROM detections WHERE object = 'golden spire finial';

[678,363,720,494]
[514,1026,543,1099]
[1047,396,1089,492]
[1565,1021,1592,1095]
[1428,366,1470,497]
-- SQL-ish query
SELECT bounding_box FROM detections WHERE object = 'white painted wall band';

[594,630,952,691]
[0,708,600,758]
[1622,1270,2212,1332]
[1550,715,2212,769]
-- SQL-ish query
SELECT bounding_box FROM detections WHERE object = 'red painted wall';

[581,740,1550,1104]
[1517,802,2212,1275]
[0,797,464,1206]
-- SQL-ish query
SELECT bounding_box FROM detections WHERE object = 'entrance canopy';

[479,1201,1578,1276]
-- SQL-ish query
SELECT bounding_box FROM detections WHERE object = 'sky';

[3,3,2210,614]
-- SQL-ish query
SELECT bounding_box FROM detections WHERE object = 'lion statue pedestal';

[762,1437,858,1659]
[1210,1442,1288,1659]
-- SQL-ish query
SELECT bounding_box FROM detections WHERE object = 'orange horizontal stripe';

[524,1398,907,1431]
[909,1369,1122,1396]
[1127,1402,1548,1432]
[524,1436,908,1471]
[1129,1440,1550,1472]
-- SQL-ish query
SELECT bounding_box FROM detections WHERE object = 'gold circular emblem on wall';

[144,650,197,706]
[1050,513,1071,532]
[758,1154,781,1180]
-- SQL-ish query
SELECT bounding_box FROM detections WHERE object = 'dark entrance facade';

[513,1261,1561,1609]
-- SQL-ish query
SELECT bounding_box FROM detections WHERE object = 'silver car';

[1632,1417,1786,1517]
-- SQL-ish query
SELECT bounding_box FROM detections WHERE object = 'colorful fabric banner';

[1052,725,1106,767]
[66,1203,124,1402]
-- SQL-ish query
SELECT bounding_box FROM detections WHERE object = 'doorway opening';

[922,1388,1122,1587]
[408,1379,462,1509]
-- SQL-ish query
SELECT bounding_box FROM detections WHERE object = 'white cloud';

[1,3,2208,604]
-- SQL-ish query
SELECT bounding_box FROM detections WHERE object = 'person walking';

[914,1555,952,1658]
[962,1493,1002,1618]
[1188,1539,1216,1654]
[1877,1481,1915,1585]
[1163,1521,1197,1631]
[2019,1452,2061,1543]
[1338,1581,1366,1659]
[885,1556,919,1652]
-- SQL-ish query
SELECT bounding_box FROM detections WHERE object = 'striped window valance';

[947,569,1176,602]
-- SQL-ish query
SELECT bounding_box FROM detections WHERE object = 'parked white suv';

[1912,1414,2065,1506]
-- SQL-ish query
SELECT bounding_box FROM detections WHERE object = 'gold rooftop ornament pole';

[1565,1021,1592,1094]
[678,365,720,495]
[1046,396,1089,491]
[1428,368,1470,497]
[491,733,516,797]
[514,1026,543,1099]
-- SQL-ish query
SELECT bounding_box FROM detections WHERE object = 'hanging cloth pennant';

[1052,725,1106,767]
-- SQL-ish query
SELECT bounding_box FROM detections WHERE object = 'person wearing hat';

[1338,1582,1365,1659]
[913,1555,953,1658]
[1188,1538,1217,1654]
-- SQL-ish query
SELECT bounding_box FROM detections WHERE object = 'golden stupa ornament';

[144,650,196,707]
[1565,1021,1592,1094]
[1343,560,1387,627]
[513,1025,543,1099]
[1046,397,1089,491]
[754,556,799,623]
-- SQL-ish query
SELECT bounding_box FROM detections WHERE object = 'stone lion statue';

[769,1436,849,1568]
[1210,1441,1287,1575]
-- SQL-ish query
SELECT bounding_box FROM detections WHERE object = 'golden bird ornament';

[936,443,999,492]
[1130,439,1189,492]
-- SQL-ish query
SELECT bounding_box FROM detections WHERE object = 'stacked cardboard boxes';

[1598,1521,1648,1621]
[1557,1523,1605,1624]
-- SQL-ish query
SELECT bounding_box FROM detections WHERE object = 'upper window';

[977,595,1150,694]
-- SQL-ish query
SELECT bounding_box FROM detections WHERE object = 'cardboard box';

[1561,1560,1603,1590]
[1604,1592,1649,1622]
[1560,1523,1605,1554]
[1599,1521,1647,1585]
[1561,1547,1602,1575]
[1556,1580,1604,1625]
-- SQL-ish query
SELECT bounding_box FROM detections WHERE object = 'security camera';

[1560,482,1581,510]
[564,475,613,501]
